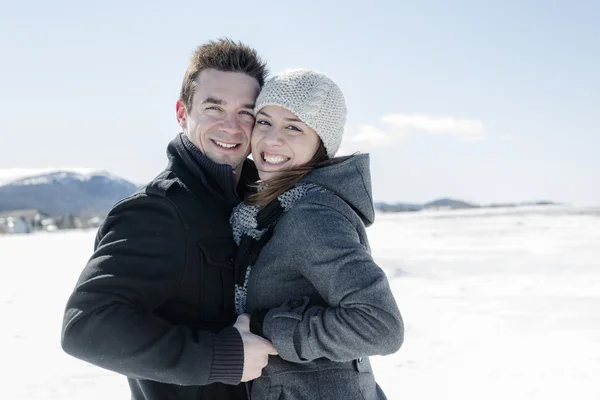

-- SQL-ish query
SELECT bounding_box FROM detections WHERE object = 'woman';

[230,69,403,400]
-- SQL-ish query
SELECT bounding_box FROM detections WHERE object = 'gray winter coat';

[243,154,404,400]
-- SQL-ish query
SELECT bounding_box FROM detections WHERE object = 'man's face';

[177,69,260,174]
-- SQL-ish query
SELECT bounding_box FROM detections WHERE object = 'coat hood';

[302,153,375,226]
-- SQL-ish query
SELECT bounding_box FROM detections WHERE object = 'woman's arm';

[260,198,404,363]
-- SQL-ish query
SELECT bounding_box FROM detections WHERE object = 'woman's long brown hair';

[245,141,330,208]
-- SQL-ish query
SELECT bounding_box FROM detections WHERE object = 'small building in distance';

[0,209,54,234]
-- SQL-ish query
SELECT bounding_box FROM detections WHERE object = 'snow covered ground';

[2,205,599,399]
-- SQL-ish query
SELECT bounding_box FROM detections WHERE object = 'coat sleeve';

[61,194,243,386]
[261,198,404,364]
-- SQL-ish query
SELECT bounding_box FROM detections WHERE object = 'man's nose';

[220,113,241,134]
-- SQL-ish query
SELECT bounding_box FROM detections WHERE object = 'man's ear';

[176,99,187,130]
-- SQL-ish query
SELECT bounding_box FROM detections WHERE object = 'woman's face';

[251,105,321,181]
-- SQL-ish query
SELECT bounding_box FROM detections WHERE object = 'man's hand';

[233,314,278,382]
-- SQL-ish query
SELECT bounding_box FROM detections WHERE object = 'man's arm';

[61,194,243,386]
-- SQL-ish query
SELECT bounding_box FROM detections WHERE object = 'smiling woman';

[230,68,403,400]
[252,106,322,181]
[245,69,347,207]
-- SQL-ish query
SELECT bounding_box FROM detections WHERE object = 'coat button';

[289,299,303,308]
[228,257,235,266]
[357,357,363,363]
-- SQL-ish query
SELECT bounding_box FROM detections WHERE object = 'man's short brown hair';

[179,38,268,111]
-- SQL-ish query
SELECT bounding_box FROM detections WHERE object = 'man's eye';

[240,110,254,116]
[206,106,221,111]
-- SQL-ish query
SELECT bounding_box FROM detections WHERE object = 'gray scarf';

[230,183,323,315]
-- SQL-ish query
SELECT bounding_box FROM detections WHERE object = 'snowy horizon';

[1,167,593,207]
[3,206,599,399]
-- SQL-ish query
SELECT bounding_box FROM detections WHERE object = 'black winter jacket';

[61,134,257,400]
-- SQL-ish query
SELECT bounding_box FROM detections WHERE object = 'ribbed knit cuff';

[207,326,244,385]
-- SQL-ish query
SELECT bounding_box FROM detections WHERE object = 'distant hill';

[375,198,558,213]
[423,198,478,210]
[374,198,477,212]
[374,202,423,212]
[0,169,558,217]
[0,170,139,216]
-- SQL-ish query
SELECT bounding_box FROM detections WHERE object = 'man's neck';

[233,165,244,185]
[179,133,241,200]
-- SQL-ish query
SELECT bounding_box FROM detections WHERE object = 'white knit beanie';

[254,68,347,157]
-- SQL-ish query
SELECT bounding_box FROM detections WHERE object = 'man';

[61,38,276,400]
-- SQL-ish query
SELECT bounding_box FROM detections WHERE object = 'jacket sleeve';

[261,199,404,363]
[61,194,243,386]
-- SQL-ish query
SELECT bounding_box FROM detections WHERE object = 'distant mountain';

[374,198,478,213]
[0,168,559,217]
[423,198,478,210]
[375,197,558,213]
[0,167,103,186]
[374,202,423,212]
[0,170,139,216]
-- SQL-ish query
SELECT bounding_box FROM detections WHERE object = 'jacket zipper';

[245,381,251,400]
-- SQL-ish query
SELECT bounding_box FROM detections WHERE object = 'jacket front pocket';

[197,238,236,323]
[317,368,365,400]
[267,385,283,400]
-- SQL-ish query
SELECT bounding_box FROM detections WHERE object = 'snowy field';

[2,205,600,399]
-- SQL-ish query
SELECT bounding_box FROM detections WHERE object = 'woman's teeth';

[263,154,290,164]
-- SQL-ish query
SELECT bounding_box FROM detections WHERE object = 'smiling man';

[61,39,276,400]
[176,68,257,175]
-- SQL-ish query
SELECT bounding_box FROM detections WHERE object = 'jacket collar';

[166,133,258,204]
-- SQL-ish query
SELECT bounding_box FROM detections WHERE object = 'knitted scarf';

[230,183,323,315]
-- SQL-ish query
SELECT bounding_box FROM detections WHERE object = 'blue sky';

[1,0,598,205]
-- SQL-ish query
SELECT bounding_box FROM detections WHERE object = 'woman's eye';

[256,119,271,126]
[287,125,302,133]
